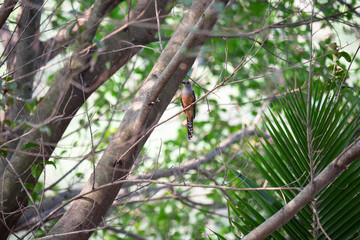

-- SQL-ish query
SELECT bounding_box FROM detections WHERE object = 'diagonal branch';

[127,126,258,183]
[0,0,18,30]
[46,0,229,239]
[242,138,360,240]
[14,125,260,232]
[0,0,168,237]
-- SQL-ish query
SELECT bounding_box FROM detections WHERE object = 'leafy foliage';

[224,84,360,239]
[1,0,360,239]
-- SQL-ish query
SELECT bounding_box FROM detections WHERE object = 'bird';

[180,81,196,140]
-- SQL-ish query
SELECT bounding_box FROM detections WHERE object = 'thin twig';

[307,1,315,185]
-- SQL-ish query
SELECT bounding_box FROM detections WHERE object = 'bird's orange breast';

[181,93,196,122]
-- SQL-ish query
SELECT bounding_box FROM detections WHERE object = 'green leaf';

[227,86,359,239]
[340,51,352,62]
[22,142,39,150]
[0,145,9,157]
[76,172,84,179]
[45,160,56,169]
[208,229,227,240]
[24,183,34,191]
[31,164,42,178]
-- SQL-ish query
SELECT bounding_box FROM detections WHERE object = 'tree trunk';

[46,1,228,239]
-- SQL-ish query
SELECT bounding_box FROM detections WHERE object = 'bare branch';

[14,125,260,231]
[127,126,259,184]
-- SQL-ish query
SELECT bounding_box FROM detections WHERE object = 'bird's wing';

[192,90,196,120]
[180,93,185,108]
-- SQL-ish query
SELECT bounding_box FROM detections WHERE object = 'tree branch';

[1,0,43,170]
[0,0,18,30]
[13,124,259,232]
[46,0,228,239]
[127,126,258,183]
[0,0,165,237]
[242,138,360,240]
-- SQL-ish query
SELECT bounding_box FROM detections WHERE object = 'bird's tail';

[187,120,193,140]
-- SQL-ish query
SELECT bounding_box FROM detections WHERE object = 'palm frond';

[225,85,360,239]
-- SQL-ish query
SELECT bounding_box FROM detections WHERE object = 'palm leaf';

[225,85,360,239]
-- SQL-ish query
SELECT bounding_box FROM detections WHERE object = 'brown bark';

[0,0,171,238]
[14,125,257,232]
[0,0,18,30]
[46,1,228,239]
[1,0,43,173]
